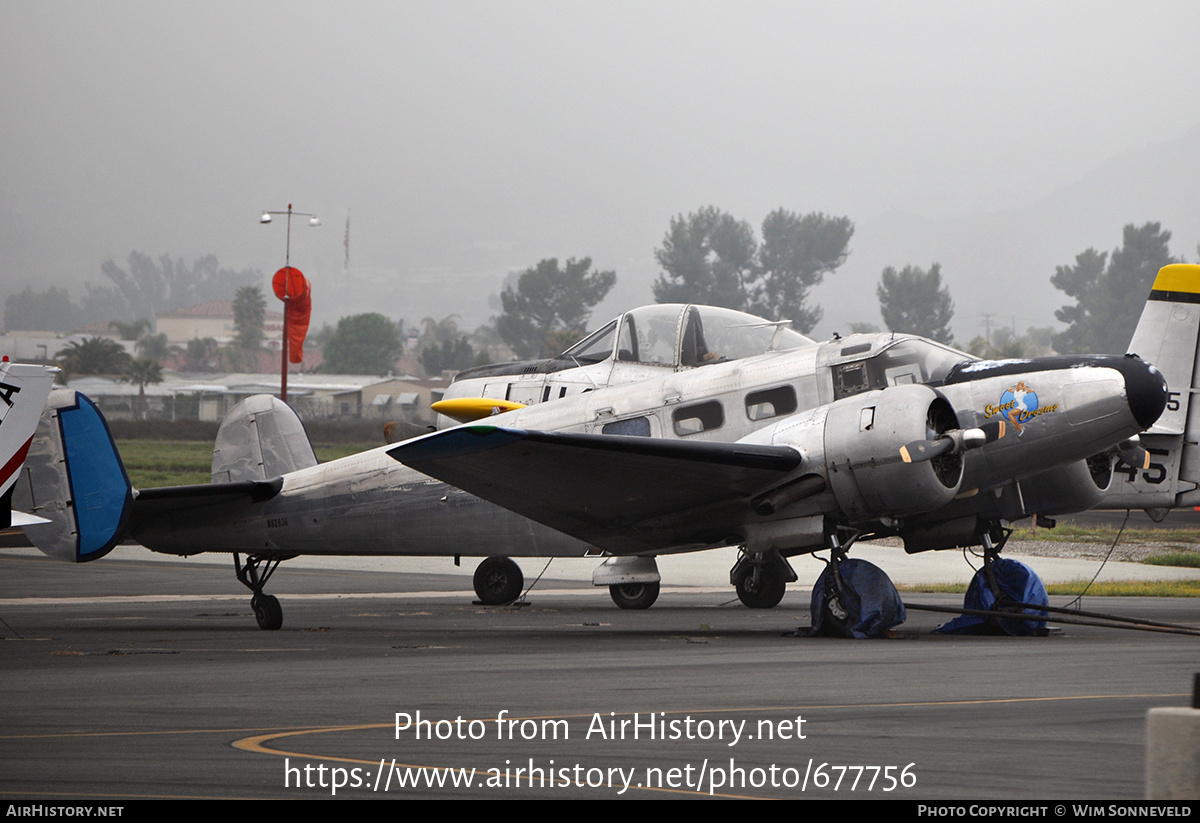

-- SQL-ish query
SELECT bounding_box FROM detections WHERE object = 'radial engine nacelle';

[743,383,965,521]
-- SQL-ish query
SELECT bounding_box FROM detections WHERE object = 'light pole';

[260,204,319,403]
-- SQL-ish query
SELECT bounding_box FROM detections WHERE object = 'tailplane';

[14,392,308,562]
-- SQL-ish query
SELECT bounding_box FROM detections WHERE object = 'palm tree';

[55,337,132,381]
[234,286,266,350]
[122,357,163,419]
[231,286,267,372]
[135,332,173,363]
[182,337,220,372]
[419,315,461,348]
[108,318,151,341]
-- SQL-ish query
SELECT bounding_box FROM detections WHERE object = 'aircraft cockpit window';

[561,320,617,364]
[745,386,798,421]
[697,307,812,361]
[563,305,817,372]
[876,340,971,385]
[672,401,724,436]
[615,304,816,369]
[630,307,678,365]
[680,306,711,367]
[617,315,638,361]
[601,416,652,437]
[832,339,972,400]
[834,362,870,398]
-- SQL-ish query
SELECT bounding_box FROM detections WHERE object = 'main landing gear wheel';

[936,526,1048,636]
[252,593,283,631]
[474,556,524,605]
[810,532,906,638]
[734,568,786,609]
[609,582,660,610]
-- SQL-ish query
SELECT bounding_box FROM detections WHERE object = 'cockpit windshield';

[563,319,618,364]
[560,304,814,368]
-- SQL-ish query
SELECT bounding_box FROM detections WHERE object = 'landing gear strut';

[815,534,852,636]
[234,553,287,630]
[730,548,795,609]
[979,527,1008,602]
[473,556,524,605]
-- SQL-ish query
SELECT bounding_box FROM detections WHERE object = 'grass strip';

[899,580,1200,597]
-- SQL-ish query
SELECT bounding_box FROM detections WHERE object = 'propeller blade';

[900,437,955,464]
[1114,435,1150,471]
[1117,445,1151,471]
[977,419,1006,444]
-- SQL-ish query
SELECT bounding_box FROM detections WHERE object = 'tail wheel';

[609,582,660,610]
[473,556,524,605]
[235,554,287,630]
[251,593,283,631]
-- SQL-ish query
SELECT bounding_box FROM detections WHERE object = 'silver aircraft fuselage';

[130,328,1163,561]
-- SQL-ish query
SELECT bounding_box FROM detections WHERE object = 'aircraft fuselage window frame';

[744,385,799,422]
[601,416,653,437]
[672,400,724,436]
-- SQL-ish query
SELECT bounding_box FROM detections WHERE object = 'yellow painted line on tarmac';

[0,725,318,740]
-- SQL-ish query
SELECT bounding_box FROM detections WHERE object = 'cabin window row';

[600,385,799,438]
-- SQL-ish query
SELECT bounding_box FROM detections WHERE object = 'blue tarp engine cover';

[811,559,906,638]
[936,558,1048,636]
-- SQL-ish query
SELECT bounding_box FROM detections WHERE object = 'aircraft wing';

[389,425,803,553]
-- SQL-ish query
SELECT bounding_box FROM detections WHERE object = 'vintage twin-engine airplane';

[11,265,1200,633]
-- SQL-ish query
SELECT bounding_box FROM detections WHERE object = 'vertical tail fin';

[1127,264,1200,436]
[0,360,58,528]
[12,389,132,561]
[1104,264,1200,511]
[211,394,317,483]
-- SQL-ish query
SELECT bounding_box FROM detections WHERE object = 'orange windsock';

[272,266,312,364]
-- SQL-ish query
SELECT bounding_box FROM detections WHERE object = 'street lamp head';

[308,216,321,227]
[260,212,273,224]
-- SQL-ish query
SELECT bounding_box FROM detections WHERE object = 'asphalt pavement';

[1,545,1196,800]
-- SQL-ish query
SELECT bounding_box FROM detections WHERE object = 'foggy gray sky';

[2,1,1198,341]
